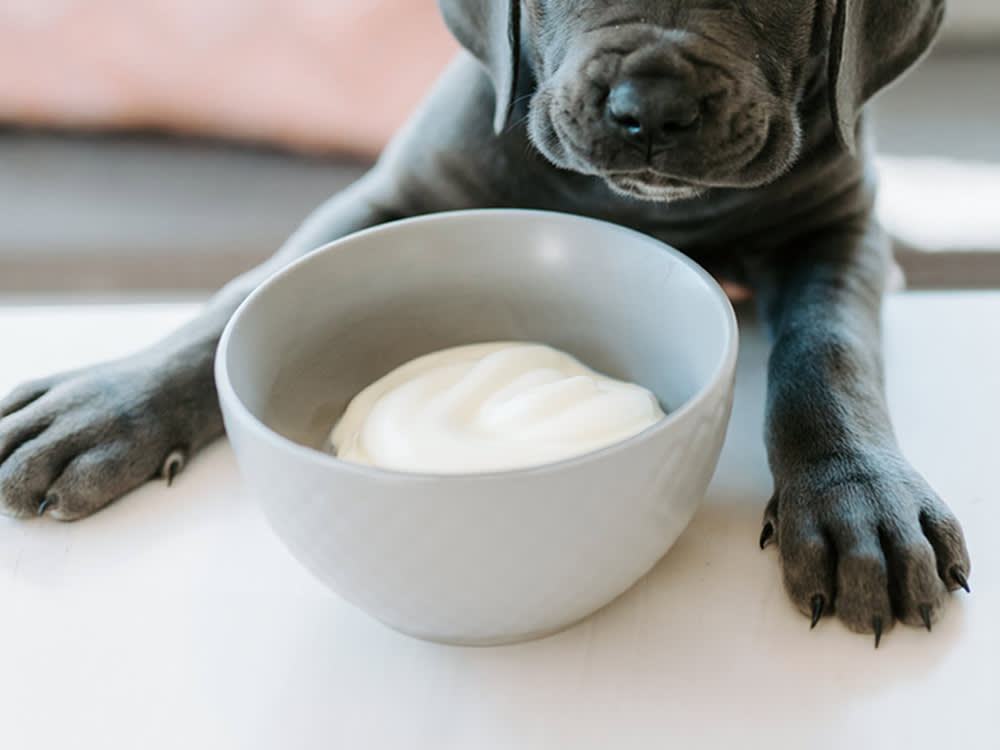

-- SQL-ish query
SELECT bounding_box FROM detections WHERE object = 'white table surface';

[1,292,997,750]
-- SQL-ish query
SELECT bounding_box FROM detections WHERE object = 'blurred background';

[0,0,997,295]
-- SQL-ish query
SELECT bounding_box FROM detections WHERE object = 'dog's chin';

[604,172,705,202]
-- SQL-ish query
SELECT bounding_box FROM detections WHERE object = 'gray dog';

[0,0,971,644]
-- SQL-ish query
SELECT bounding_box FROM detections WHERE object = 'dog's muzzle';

[532,31,783,200]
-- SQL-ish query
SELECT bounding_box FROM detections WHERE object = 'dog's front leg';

[750,221,970,643]
[0,54,528,521]
[0,174,406,521]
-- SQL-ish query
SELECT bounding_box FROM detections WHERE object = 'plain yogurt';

[331,342,665,473]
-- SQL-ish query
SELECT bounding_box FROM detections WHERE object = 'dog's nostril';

[619,115,643,137]
[606,76,701,141]
[607,80,647,136]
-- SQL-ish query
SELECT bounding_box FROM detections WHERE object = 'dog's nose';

[606,76,701,142]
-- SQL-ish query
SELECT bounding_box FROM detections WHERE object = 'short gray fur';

[0,0,970,643]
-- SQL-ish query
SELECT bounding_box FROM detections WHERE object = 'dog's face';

[523,1,824,201]
[439,0,946,202]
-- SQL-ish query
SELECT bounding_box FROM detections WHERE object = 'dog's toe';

[0,376,60,418]
[44,444,152,521]
[879,522,949,630]
[0,409,64,517]
[776,521,837,625]
[919,502,972,593]
[828,528,895,640]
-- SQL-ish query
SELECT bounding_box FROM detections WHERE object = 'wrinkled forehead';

[527,0,822,53]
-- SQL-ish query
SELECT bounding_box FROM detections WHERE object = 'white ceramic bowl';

[216,209,738,645]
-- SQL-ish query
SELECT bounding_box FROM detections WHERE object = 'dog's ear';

[828,0,945,153]
[437,0,521,133]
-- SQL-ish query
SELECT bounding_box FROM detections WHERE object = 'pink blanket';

[0,0,457,156]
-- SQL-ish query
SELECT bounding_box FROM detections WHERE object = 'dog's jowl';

[0,0,969,644]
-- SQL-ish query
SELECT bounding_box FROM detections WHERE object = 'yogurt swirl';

[331,342,665,473]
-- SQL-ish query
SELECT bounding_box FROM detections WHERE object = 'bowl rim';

[215,208,739,481]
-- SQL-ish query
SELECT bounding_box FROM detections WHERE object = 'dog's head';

[438,0,945,201]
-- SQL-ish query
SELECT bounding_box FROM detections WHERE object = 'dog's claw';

[810,594,824,629]
[37,495,55,516]
[919,604,933,632]
[759,522,774,550]
[873,616,883,648]
[950,567,971,593]
[162,449,186,487]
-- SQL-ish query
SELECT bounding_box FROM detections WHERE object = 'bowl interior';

[222,210,734,460]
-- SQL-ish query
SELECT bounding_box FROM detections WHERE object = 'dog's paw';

[0,361,199,521]
[760,452,971,645]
